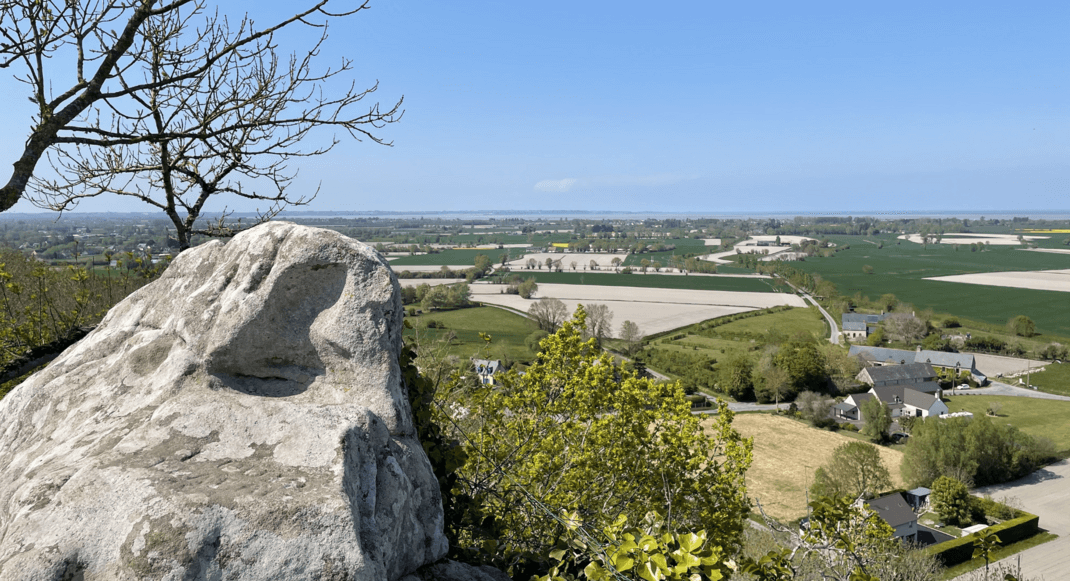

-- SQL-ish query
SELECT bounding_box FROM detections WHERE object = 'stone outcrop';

[0,222,451,580]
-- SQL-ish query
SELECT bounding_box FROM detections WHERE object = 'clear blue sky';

[2,1,1068,214]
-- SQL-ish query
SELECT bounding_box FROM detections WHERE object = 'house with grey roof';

[841,312,888,341]
[836,385,948,421]
[865,493,918,541]
[848,345,987,385]
[473,359,503,385]
[857,362,938,392]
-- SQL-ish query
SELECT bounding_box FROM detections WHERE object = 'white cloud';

[534,178,577,192]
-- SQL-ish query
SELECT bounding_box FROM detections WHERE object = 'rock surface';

[0,222,448,580]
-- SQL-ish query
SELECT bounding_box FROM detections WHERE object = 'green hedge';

[925,512,1040,567]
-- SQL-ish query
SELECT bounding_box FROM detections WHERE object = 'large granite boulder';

[0,222,449,580]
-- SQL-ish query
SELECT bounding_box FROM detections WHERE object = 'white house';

[836,385,948,421]
[856,362,938,392]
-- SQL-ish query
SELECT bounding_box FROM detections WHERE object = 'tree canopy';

[438,306,753,572]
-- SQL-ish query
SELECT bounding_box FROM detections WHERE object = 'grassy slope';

[940,395,1070,452]
[514,271,779,292]
[404,305,537,364]
[711,413,904,523]
[647,307,827,376]
[1028,363,1070,396]
[792,233,1070,335]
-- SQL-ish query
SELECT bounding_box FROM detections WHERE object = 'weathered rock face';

[0,222,448,580]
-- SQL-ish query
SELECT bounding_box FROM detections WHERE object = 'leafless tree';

[583,303,613,344]
[528,297,567,333]
[1,1,398,241]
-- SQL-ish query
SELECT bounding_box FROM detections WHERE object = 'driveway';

[952,381,1070,402]
[966,460,1070,579]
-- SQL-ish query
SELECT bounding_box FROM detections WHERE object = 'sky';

[1,1,1068,215]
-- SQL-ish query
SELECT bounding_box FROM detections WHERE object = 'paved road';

[967,460,1070,580]
[801,293,839,345]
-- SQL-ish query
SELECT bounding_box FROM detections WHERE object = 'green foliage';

[535,512,728,581]
[526,330,550,354]
[924,512,1040,568]
[809,442,892,501]
[860,398,891,443]
[443,306,753,575]
[1008,315,1036,338]
[717,354,753,400]
[931,476,972,527]
[421,283,471,311]
[0,249,163,397]
[774,341,827,395]
[901,415,1048,488]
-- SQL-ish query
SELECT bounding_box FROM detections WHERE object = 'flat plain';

[470,283,805,336]
[925,269,1070,293]
[791,234,1070,335]
[941,395,1070,453]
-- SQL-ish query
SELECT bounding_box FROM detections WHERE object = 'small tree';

[861,398,892,443]
[1008,315,1036,337]
[719,354,755,401]
[796,390,834,426]
[516,277,538,299]
[931,475,972,526]
[528,297,568,333]
[862,264,874,275]
[583,303,613,345]
[810,441,892,500]
[619,320,643,355]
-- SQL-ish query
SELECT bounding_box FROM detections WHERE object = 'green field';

[642,307,828,395]
[404,305,537,365]
[513,271,780,293]
[1026,363,1070,397]
[940,395,1070,453]
[791,234,1070,335]
[622,238,710,266]
[389,247,528,266]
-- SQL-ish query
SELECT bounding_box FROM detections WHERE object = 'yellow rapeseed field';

[704,413,905,523]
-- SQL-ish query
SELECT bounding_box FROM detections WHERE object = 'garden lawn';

[404,305,537,365]
[940,395,1070,453]
[792,234,1070,336]
[515,271,778,292]
[708,413,905,523]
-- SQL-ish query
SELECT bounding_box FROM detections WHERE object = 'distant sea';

[2,210,1069,221]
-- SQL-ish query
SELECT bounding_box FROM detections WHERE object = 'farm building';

[856,362,938,392]
[848,345,987,385]
[837,385,948,421]
[841,312,888,341]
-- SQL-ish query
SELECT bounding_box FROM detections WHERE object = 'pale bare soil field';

[468,283,805,336]
[708,414,905,523]
[702,238,722,246]
[1022,247,1070,255]
[698,235,816,264]
[924,269,1070,293]
[898,233,1049,245]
